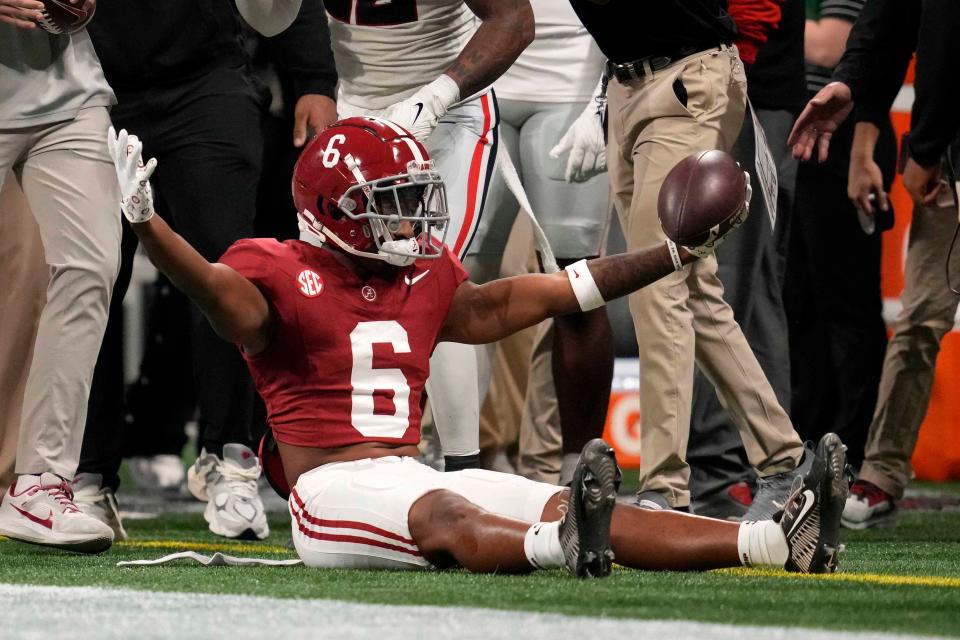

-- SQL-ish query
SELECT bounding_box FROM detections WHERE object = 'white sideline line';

[0,583,948,640]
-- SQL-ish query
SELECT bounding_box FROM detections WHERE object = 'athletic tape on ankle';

[665,239,683,271]
[564,259,605,311]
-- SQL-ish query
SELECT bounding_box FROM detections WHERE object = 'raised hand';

[106,126,158,223]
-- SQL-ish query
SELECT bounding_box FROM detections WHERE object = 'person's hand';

[293,94,337,147]
[106,127,158,224]
[848,154,888,216]
[375,75,460,142]
[902,157,943,206]
[787,81,853,162]
[549,97,606,183]
[685,171,752,258]
[0,0,44,29]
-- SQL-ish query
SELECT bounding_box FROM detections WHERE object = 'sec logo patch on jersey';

[297,270,324,298]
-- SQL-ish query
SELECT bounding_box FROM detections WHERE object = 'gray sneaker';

[635,490,672,511]
[743,445,815,522]
[71,473,128,542]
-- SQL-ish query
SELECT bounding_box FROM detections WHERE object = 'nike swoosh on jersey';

[412,102,424,124]
[11,504,54,529]
[404,270,430,286]
[786,490,815,538]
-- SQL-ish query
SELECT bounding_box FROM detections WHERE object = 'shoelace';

[218,462,261,501]
[38,479,81,514]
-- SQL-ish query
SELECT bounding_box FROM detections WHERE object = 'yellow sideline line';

[714,567,960,589]
[115,539,292,555]
[5,536,958,587]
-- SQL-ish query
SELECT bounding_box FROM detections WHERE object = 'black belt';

[606,45,716,82]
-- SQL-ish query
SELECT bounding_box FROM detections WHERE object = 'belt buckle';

[611,60,642,81]
[649,56,672,72]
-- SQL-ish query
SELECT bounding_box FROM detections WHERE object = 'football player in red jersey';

[106,118,847,577]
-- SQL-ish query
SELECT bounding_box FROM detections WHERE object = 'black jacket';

[88,0,336,103]
[833,0,960,167]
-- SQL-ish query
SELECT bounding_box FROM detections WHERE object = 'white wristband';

[665,239,684,271]
[565,259,605,312]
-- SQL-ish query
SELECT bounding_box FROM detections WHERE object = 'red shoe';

[842,479,896,529]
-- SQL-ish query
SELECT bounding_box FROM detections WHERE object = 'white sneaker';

[129,454,185,493]
[71,473,128,542]
[0,473,114,553]
[187,444,269,540]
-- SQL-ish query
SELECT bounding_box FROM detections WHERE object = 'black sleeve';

[265,0,338,101]
[832,0,917,127]
[907,0,960,167]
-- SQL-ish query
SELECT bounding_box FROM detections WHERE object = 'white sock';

[523,521,564,569]
[737,520,789,568]
[559,454,580,486]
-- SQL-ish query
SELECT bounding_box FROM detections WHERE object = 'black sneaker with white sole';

[559,439,621,578]
[779,433,848,574]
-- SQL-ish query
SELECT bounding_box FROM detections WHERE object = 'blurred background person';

[785,0,895,473]
[473,0,612,485]
[74,0,337,541]
[788,0,960,528]
[0,4,120,552]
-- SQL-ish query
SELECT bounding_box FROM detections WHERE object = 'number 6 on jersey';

[350,321,412,437]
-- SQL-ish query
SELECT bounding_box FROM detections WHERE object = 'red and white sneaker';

[841,480,896,529]
[0,473,114,553]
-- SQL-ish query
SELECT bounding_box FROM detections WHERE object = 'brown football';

[657,150,747,248]
[36,0,94,35]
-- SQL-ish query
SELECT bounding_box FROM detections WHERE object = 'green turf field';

[2,485,959,638]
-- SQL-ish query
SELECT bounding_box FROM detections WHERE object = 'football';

[35,0,94,35]
[657,149,748,248]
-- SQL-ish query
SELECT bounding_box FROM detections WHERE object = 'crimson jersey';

[219,239,469,449]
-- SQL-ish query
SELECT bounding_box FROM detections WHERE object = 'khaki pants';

[0,174,46,493]
[606,46,803,506]
[860,192,960,499]
[0,107,121,479]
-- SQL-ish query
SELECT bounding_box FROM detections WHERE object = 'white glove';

[374,75,460,142]
[107,126,157,224]
[549,76,607,183]
[684,171,752,258]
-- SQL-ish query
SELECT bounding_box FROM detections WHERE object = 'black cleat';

[559,439,620,578]
[780,432,849,574]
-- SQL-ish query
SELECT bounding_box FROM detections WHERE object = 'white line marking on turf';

[0,583,949,640]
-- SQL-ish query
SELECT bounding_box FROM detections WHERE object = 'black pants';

[784,164,888,469]
[686,107,797,500]
[79,66,268,489]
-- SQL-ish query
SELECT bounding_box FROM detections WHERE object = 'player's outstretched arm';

[107,128,274,355]
[440,244,696,345]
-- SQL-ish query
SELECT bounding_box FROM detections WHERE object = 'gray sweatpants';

[0,106,120,478]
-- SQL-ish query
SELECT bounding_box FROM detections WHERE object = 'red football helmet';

[292,116,449,266]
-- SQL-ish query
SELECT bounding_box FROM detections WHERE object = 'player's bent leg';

[408,489,533,573]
